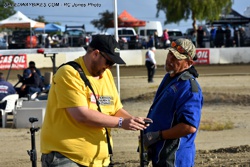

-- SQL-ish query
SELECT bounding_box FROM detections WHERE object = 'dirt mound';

[196,145,250,166]
[201,145,250,154]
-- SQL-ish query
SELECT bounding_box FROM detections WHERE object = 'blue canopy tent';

[34,23,65,33]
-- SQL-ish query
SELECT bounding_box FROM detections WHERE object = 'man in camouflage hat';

[143,38,203,166]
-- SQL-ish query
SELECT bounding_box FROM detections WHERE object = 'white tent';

[0,11,45,28]
[0,11,45,48]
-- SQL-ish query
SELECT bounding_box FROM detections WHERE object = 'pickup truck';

[118,28,140,49]
[8,30,38,49]
[61,25,90,49]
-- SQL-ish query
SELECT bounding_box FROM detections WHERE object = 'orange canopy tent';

[118,10,146,27]
[108,10,146,27]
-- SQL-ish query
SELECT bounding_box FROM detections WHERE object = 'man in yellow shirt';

[40,35,151,167]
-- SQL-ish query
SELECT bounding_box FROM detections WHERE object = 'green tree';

[0,0,15,20]
[33,16,61,25]
[156,0,232,30]
[33,16,47,24]
[91,10,114,32]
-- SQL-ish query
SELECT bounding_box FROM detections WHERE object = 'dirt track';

[1,64,250,167]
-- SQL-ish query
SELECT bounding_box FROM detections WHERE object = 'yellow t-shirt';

[40,57,123,167]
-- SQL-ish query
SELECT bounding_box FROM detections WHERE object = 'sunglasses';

[171,41,192,60]
[99,52,115,67]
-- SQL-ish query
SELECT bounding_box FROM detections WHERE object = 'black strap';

[58,61,113,157]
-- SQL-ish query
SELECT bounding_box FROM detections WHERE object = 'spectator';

[233,27,239,47]
[143,38,203,166]
[45,34,52,48]
[118,36,125,50]
[215,26,225,48]
[197,26,205,48]
[210,25,216,48]
[38,34,43,47]
[145,47,157,83]
[162,29,170,49]
[0,72,16,109]
[239,27,246,47]
[225,25,232,47]
[40,35,152,167]
[27,61,42,77]
[17,68,43,98]
[147,34,154,48]
[154,31,159,48]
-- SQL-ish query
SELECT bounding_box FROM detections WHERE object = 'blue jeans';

[41,152,87,167]
[27,87,41,94]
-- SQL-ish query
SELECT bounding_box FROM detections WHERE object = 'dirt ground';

[1,64,250,167]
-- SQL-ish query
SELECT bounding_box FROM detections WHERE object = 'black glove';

[143,131,162,148]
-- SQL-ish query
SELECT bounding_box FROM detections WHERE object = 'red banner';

[0,54,27,70]
[194,49,210,64]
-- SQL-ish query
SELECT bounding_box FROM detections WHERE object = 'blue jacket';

[145,71,203,167]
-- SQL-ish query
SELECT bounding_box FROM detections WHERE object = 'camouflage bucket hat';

[168,38,196,60]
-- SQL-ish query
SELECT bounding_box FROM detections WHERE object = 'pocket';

[41,152,55,167]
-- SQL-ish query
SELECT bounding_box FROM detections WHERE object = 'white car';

[0,37,8,49]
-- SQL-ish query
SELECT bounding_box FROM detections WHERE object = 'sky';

[8,0,250,34]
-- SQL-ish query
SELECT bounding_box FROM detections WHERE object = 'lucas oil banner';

[194,49,210,64]
[0,54,27,70]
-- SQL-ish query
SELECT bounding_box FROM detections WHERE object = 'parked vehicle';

[159,29,184,48]
[61,25,90,49]
[0,37,8,49]
[168,29,184,41]
[8,30,38,49]
[118,27,140,49]
[138,21,163,41]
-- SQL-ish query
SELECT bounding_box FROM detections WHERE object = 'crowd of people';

[208,25,247,48]
[143,25,248,50]
[190,25,247,48]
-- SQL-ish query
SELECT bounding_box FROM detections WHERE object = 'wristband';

[118,117,123,128]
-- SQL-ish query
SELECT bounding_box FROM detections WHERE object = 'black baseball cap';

[89,35,126,64]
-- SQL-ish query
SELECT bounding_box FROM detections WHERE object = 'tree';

[34,16,47,24]
[156,0,232,30]
[33,16,61,25]
[0,0,15,21]
[91,10,114,32]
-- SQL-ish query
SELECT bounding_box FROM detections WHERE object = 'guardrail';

[1,47,250,71]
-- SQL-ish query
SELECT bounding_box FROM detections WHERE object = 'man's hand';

[144,131,162,148]
[20,84,26,91]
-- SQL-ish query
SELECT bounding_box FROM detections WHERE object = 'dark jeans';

[16,86,41,98]
[145,61,156,83]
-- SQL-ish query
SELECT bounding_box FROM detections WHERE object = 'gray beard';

[164,65,174,74]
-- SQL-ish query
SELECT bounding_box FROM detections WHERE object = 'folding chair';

[0,94,19,128]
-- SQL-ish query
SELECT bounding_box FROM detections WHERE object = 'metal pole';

[30,26,32,48]
[237,31,240,47]
[113,0,121,96]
